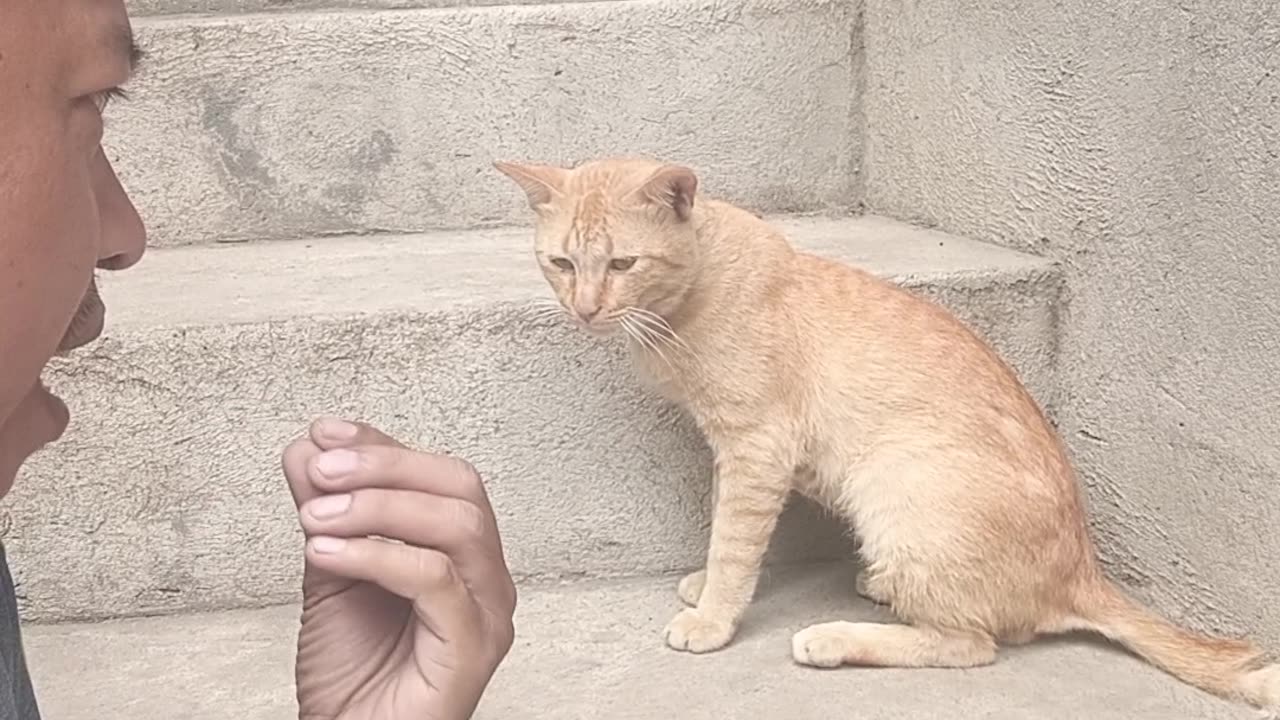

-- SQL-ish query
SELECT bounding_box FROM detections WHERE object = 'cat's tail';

[1069,580,1279,708]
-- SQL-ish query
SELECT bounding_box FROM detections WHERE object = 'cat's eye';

[609,257,638,272]
[549,257,574,272]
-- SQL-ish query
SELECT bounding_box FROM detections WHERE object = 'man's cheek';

[0,148,100,405]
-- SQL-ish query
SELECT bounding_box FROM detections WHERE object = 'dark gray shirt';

[0,543,39,720]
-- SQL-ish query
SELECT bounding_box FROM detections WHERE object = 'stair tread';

[102,214,1054,330]
[18,213,1063,622]
[24,563,1249,719]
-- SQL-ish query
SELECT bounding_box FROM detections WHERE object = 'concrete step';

[114,0,857,247]
[23,563,1253,719]
[9,215,1062,622]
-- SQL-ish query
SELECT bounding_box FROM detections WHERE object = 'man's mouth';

[56,279,106,355]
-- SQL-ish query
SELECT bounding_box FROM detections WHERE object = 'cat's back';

[690,206,1056,452]
[782,248,1057,450]
[704,211,1017,402]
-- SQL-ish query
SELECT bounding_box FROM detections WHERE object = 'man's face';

[0,0,146,494]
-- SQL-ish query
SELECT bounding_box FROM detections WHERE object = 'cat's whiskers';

[526,300,569,323]
[623,307,693,357]
[630,316,684,357]
[626,307,688,347]
[620,315,674,370]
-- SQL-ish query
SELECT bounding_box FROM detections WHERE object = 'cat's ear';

[493,161,568,209]
[626,164,698,221]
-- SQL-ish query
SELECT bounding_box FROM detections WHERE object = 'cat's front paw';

[664,608,735,653]
[677,570,706,607]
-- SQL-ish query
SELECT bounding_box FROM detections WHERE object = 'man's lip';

[56,288,106,355]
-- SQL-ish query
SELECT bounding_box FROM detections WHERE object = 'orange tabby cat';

[494,156,1279,709]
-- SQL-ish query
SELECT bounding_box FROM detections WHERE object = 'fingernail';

[310,536,347,554]
[315,450,359,479]
[307,494,352,519]
[317,418,357,440]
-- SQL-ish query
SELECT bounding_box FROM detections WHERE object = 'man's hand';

[282,417,516,720]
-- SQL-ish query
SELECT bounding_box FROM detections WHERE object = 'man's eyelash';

[95,87,129,110]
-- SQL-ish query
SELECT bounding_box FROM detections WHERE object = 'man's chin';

[31,380,71,442]
[0,381,71,495]
[0,381,70,496]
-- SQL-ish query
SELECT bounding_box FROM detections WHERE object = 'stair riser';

[113,0,858,247]
[9,270,1059,622]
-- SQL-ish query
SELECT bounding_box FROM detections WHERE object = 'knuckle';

[446,456,488,499]
[357,421,406,449]
[492,616,516,656]
[452,500,488,540]
[507,578,519,612]
[347,487,384,517]
[339,444,395,483]
[447,455,481,484]
[372,444,411,477]
[495,578,518,620]
[417,549,458,588]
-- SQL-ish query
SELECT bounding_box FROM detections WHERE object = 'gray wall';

[862,0,1280,643]
[116,1,856,246]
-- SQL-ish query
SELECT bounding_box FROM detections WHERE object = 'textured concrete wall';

[3,217,1061,622]
[115,0,858,246]
[861,0,1280,644]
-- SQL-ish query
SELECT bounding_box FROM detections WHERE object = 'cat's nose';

[573,293,604,323]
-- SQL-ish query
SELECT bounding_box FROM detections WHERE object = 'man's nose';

[92,148,146,272]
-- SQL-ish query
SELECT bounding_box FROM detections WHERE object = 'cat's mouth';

[596,308,686,353]
[575,317,619,338]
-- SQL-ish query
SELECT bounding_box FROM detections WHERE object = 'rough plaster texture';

[113,0,857,247]
[860,0,1280,647]
[24,564,1256,719]
[4,216,1061,622]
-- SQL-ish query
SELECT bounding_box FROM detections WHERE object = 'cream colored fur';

[495,156,1279,710]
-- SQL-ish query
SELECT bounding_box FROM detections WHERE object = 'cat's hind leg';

[791,622,997,669]
[677,569,705,607]
[854,569,890,605]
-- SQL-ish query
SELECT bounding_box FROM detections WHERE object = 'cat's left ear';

[626,165,698,221]
[493,161,568,210]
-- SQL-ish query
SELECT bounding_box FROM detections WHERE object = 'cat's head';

[494,156,701,337]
